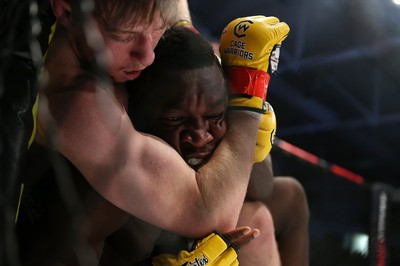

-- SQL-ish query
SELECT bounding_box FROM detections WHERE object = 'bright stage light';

[393,0,400,6]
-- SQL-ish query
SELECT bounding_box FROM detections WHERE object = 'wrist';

[228,96,267,114]
[225,67,271,99]
[240,110,263,121]
[227,109,262,122]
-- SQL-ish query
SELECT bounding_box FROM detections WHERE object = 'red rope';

[274,137,365,185]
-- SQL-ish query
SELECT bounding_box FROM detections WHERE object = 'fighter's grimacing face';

[148,66,228,170]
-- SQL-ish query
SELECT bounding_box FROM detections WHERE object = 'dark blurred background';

[189,0,400,265]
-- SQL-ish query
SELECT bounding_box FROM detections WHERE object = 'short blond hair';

[69,0,178,30]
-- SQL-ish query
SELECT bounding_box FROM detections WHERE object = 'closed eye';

[117,34,136,43]
[105,30,137,44]
[205,112,225,121]
[160,115,187,127]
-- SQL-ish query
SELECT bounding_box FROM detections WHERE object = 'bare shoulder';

[41,73,116,133]
[38,68,132,162]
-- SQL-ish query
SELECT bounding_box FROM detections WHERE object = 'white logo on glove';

[269,45,281,74]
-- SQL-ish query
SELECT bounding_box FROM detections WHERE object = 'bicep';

[97,130,201,232]
[43,89,202,234]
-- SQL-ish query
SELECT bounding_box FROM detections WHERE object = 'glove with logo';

[219,16,289,114]
[253,102,276,163]
[152,233,239,266]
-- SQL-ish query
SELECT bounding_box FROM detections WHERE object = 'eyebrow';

[104,28,137,35]
[212,97,227,108]
[166,95,226,110]
[104,22,166,35]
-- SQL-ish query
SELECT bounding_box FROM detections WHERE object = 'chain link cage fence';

[1,1,399,265]
[1,1,97,265]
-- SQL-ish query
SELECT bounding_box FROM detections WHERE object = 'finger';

[221,226,252,243]
[230,228,260,251]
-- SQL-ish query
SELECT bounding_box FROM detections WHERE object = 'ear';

[50,0,73,27]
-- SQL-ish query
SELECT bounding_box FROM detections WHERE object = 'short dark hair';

[128,27,223,131]
[129,26,221,97]
[153,26,219,69]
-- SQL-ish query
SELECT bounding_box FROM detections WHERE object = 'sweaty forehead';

[162,67,226,107]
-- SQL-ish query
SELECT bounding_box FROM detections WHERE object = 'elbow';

[183,210,239,239]
[213,219,238,234]
[201,209,240,235]
[209,210,239,232]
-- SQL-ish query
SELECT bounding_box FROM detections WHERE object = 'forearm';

[219,15,289,204]
[246,155,274,202]
[108,112,259,237]
[71,115,258,237]
[195,111,259,231]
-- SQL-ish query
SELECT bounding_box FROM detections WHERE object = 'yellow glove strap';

[226,67,271,99]
[152,233,236,266]
[212,246,238,266]
[229,96,267,114]
[253,102,277,163]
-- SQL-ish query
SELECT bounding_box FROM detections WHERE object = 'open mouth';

[123,70,141,80]
[187,158,205,168]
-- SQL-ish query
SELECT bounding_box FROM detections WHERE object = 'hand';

[219,16,289,114]
[254,102,276,163]
[222,226,260,251]
[152,227,259,266]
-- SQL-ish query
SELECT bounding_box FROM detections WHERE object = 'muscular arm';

[39,81,258,238]
[246,155,274,202]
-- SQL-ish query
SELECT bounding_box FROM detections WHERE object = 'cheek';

[103,46,118,67]
[169,133,182,151]
[152,32,163,48]
[106,44,125,65]
[212,121,227,140]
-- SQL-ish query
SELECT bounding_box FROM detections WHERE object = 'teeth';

[187,158,203,166]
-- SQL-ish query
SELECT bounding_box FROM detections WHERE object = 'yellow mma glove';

[219,16,289,114]
[254,102,277,163]
[152,233,238,266]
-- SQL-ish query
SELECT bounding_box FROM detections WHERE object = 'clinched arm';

[40,75,259,238]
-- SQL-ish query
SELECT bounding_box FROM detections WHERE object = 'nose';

[181,120,214,148]
[131,33,155,67]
